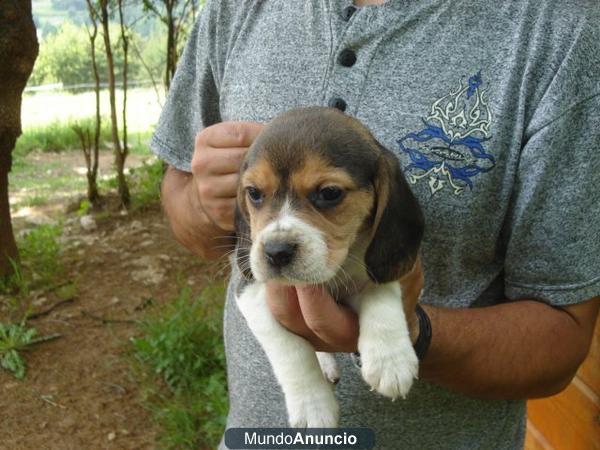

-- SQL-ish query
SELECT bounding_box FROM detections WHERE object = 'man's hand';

[266,283,359,353]
[190,121,264,231]
[266,262,424,352]
[161,121,263,259]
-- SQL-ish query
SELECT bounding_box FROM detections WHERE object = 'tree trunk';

[0,144,19,281]
[85,0,101,205]
[0,1,38,280]
[165,2,176,89]
[100,0,130,207]
[118,0,129,167]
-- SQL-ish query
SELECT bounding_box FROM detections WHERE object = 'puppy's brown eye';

[310,186,344,209]
[246,186,264,206]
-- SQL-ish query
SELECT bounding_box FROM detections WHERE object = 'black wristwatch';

[413,304,432,361]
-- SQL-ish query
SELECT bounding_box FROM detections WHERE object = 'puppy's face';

[241,151,374,284]
[235,107,423,285]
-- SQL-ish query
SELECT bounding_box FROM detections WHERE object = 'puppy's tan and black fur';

[234,107,424,428]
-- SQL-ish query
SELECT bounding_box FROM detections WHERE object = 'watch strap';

[413,304,432,361]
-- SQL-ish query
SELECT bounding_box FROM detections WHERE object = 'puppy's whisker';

[219,250,236,259]
[332,269,352,298]
[330,274,340,298]
[333,270,350,296]
[347,254,376,281]
[235,253,251,263]
[231,238,254,248]
[216,234,253,246]
[211,244,237,251]
[339,266,358,293]
[238,263,252,273]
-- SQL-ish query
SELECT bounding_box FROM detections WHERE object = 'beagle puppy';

[234,107,424,428]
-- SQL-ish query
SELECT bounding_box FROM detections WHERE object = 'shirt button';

[328,97,347,112]
[342,6,357,21]
[338,49,357,67]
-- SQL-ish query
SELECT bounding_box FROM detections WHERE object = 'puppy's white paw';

[359,340,418,400]
[316,352,340,384]
[287,386,339,428]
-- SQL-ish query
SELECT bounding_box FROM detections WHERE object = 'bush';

[134,31,167,84]
[129,158,163,210]
[132,286,228,449]
[30,22,91,87]
[30,22,142,88]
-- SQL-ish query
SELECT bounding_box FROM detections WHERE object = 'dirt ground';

[0,203,228,450]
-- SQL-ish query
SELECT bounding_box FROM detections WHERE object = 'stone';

[131,267,166,285]
[130,220,144,230]
[80,215,97,232]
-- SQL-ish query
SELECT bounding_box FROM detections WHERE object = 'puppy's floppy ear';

[234,183,254,281]
[365,144,424,284]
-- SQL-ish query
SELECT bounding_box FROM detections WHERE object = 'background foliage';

[133,286,228,449]
[30,0,166,88]
[2,1,227,448]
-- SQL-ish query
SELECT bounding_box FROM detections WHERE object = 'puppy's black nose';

[264,241,297,267]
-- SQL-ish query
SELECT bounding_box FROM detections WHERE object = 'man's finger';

[199,121,264,148]
[296,286,358,351]
[266,284,312,337]
[205,147,248,174]
[198,173,239,199]
[191,147,247,177]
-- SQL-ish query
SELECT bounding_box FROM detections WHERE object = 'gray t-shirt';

[150,1,600,448]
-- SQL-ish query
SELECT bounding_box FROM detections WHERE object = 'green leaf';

[1,349,26,379]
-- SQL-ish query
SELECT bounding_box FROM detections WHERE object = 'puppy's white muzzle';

[250,211,335,284]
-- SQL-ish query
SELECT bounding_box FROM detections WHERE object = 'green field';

[12,88,161,212]
[22,87,163,131]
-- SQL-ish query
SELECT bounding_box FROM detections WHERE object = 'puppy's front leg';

[358,281,419,399]
[236,283,339,427]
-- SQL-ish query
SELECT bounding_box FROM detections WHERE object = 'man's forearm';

[161,166,232,259]
[420,299,597,399]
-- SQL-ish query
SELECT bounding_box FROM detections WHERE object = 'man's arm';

[269,286,599,400]
[160,121,264,260]
[420,297,599,399]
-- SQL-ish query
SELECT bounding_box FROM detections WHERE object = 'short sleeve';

[150,3,221,172]
[504,95,600,306]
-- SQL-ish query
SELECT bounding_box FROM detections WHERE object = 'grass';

[132,285,228,450]
[11,88,159,210]
[10,116,155,210]
[14,117,154,157]
[0,224,64,298]
[19,224,63,286]
[128,159,164,211]
[10,156,87,203]
[0,223,67,379]
[20,194,51,207]
[15,118,111,156]
[0,223,65,319]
